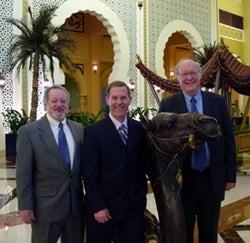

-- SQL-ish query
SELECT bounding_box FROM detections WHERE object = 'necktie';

[190,97,207,172]
[58,122,71,170]
[118,124,128,145]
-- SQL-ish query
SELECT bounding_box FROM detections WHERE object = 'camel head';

[140,112,221,155]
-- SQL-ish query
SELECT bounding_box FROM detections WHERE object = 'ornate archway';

[53,0,130,83]
[155,20,204,78]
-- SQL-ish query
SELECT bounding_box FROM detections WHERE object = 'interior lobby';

[0,0,250,242]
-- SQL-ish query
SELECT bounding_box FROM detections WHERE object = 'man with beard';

[16,85,85,243]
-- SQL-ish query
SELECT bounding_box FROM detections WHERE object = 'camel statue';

[140,112,221,243]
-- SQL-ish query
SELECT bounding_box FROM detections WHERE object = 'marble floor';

[0,153,249,243]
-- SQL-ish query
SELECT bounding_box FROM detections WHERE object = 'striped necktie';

[118,124,128,145]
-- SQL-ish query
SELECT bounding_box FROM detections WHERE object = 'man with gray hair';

[16,85,85,243]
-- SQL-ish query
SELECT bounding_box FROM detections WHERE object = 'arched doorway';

[61,12,114,114]
[53,0,131,114]
[155,20,203,78]
[164,32,191,80]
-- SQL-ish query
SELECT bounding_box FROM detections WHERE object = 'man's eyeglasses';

[178,72,199,78]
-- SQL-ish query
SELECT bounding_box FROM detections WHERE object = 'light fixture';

[4,224,9,231]
[170,71,174,79]
[138,0,143,9]
[43,77,50,89]
[92,64,98,73]
[154,85,161,93]
[128,79,135,92]
[0,73,6,89]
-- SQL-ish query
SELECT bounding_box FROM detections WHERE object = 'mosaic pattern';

[32,0,138,111]
[0,0,14,113]
[147,0,211,68]
[146,0,211,108]
[0,0,216,113]
[100,0,139,107]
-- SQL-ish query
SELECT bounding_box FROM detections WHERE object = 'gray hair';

[43,85,70,102]
[175,58,201,74]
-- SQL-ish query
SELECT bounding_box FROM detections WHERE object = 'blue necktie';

[58,122,71,170]
[118,124,128,145]
[190,97,207,172]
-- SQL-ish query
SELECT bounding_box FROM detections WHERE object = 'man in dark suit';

[16,85,84,243]
[82,81,147,243]
[159,58,237,243]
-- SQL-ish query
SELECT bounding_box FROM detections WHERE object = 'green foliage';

[127,107,157,119]
[68,106,157,126]
[7,5,77,79]
[192,41,218,66]
[67,111,101,127]
[67,105,109,126]
[2,109,29,134]
[7,5,78,121]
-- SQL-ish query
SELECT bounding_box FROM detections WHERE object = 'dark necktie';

[58,122,71,170]
[118,124,128,145]
[190,97,207,172]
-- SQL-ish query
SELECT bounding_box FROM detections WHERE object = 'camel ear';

[140,115,150,130]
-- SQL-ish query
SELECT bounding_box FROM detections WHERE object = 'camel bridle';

[144,113,199,188]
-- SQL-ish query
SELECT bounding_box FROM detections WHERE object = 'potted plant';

[1,108,29,162]
[68,105,157,126]
[7,5,77,122]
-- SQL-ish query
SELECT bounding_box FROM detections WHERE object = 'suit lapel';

[38,116,71,171]
[127,118,138,151]
[177,92,189,113]
[104,117,125,146]
[67,120,81,172]
[202,92,214,116]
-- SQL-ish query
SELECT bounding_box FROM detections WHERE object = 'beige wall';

[243,0,250,65]
[218,0,250,119]
[219,0,243,15]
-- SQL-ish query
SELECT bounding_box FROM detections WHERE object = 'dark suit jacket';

[159,91,237,201]
[82,116,147,223]
[16,115,84,223]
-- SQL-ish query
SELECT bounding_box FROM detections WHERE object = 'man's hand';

[94,208,112,223]
[225,182,236,191]
[20,209,35,224]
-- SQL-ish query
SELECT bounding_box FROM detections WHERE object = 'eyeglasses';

[178,72,199,78]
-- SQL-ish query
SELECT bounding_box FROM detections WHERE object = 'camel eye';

[159,121,173,130]
[166,121,174,129]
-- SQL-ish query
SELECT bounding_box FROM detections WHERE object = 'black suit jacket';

[159,91,237,201]
[82,116,147,223]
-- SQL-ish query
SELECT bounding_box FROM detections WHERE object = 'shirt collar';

[46,113,67,128]
[109,113,128,130]
[182,90,202,104]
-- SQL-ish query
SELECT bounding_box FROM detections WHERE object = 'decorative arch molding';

[155,20,204,78]
[52,0,130,83]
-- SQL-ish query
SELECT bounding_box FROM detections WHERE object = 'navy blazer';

[82,116,147,223]
[159,91,237,201]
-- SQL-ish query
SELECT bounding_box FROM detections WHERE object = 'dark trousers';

[85,208,145,243]
[31,214,84,243]
[182,168,221,243]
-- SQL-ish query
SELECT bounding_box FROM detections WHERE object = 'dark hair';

[175,58,201,74]
[43,85,70,102]
[106,81,131,97]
